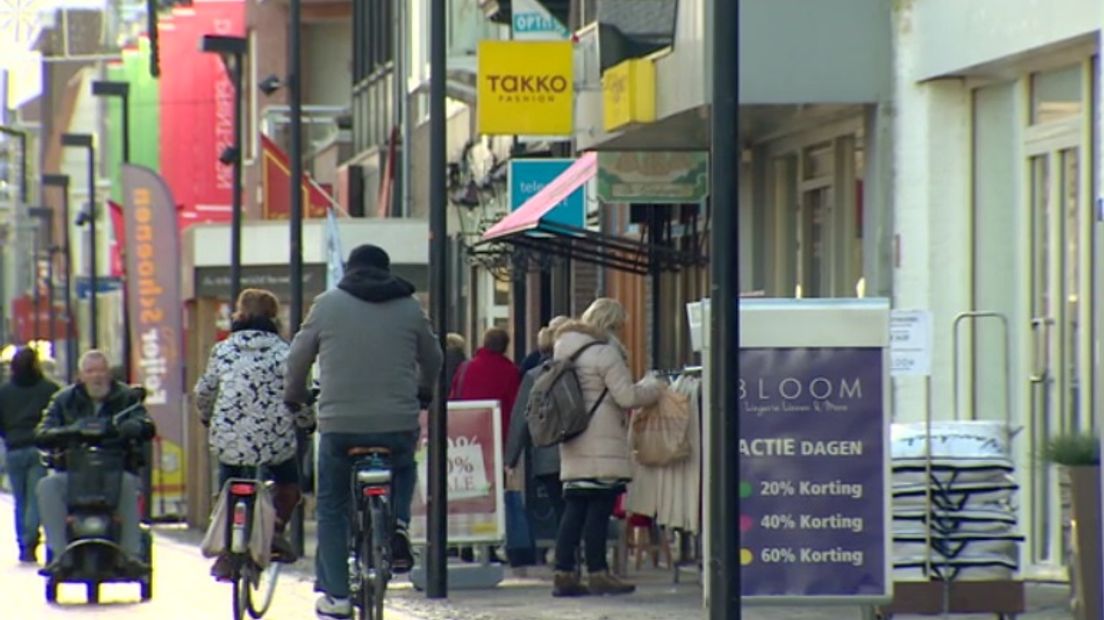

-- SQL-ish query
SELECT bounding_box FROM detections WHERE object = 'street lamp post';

[42,173,76,380]
[91,80,135,385]
[427,0,449,599]
[61,133,98,350]
[200,35,247,304]
[708,0,741,616]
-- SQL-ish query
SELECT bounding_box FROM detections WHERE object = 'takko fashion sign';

[477,40,574,135]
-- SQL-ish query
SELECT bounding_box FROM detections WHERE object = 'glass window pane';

[1031,64,1082,124]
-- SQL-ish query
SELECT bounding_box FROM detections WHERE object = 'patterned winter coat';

[195,328,305,466]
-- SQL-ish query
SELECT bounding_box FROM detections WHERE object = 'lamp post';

[200,34,247,304]
[61,133,97,350]
[708,0,740,616]
[427,0,449,599]
[91,80,135,386]
[43,173,76,380]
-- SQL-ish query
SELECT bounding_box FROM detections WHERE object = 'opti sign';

[477,40,573,136]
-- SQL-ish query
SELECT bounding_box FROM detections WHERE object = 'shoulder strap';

[567,340,603,363]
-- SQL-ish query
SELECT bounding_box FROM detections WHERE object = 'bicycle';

[219,467,285,620]
[347,446,395,620]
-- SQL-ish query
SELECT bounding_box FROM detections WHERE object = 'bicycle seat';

[348,446,391,457]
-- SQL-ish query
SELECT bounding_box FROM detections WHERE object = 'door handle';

[1029,317,1052,384]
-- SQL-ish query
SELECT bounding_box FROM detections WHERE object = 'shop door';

[1026,125,1086,569]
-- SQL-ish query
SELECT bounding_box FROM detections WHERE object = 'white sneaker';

[315,595,353,619]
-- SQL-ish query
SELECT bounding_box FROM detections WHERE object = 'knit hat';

[347,244,391,271]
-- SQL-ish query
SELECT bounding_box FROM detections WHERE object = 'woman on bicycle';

[195,289,313,578]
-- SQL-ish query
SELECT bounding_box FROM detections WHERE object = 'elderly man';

[35,350,155,575]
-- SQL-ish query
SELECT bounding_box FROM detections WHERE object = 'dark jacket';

[504,362,560,477]
[518,350,544,377]
[35,381,156,472]
[286,266,443,434]
[0,377,62,450]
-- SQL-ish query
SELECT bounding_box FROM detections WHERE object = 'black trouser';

[554,488,618,573]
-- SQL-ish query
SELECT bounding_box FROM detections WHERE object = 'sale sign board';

[410,400,505,545]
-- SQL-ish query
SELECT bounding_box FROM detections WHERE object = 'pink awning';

[482,152,598,241]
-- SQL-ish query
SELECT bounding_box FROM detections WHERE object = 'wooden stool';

[624,515,672,570]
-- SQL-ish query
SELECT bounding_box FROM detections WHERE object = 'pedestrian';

[449,327,522,438]
[505,316,571,526]
[444,333,467,390]
[284,243,442,620]
[551,298,663,597]
[194,288,313,577]
[0,347,61,563]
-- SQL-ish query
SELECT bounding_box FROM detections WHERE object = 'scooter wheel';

[45,580,58,603]
[140,578,152,601]
[87,582,100,604]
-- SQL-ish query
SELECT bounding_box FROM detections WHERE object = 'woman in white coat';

[551,298,663,597]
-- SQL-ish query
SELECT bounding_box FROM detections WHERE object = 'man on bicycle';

[285,244,442,620]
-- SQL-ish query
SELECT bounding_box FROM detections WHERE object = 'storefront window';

[1030,64,1082,124]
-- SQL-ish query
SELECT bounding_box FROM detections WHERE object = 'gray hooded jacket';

[285,266,443,434]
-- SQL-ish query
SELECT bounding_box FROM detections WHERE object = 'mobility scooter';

[38,387,154,603]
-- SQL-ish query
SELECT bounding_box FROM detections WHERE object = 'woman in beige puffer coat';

[551,298,663,598]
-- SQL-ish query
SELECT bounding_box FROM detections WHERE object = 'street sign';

[889,310,932,377]
[739,299,891,604]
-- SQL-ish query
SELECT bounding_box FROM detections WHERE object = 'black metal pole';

[88,144,98,349]
[120,92,134,381]
[230,52,244,306]
[288,0,306,559]
[649,206,663,368]
[33,232,41,343]
[47,248,56,355]
[427,0,449,599]
[62,184,76,381]
[708,0,740,616]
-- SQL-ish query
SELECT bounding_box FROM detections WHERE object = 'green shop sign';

[597,151,709,204]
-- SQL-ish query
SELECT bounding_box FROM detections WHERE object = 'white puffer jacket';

[554,322,663,482]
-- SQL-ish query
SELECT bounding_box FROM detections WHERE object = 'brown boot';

[587,571,635,596]
[552,571,589,597]
[271,483,302,562]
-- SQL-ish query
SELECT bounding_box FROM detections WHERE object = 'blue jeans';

[6,447,46,550]
[316,431,418,598]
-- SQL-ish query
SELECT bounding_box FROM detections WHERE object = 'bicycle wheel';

[232,573,248,620]
[246,562,281,619]
[370,500,391,620]
[357,508,375,620]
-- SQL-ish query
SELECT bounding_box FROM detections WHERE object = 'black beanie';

[347,244,391,271]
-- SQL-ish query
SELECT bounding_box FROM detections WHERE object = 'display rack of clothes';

[623,367,703,581]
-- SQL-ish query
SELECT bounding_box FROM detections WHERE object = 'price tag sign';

[890,310,932,377]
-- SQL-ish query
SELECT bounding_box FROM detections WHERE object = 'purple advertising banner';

[739,347,887,599]
[122,164,186,518]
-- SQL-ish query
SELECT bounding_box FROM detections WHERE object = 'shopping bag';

[200,481,276,569]
[630,387,692,466]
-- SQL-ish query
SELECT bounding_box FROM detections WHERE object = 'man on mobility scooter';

[34,350,156,602]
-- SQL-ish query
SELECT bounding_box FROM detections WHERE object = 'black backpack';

[526,341,608,448]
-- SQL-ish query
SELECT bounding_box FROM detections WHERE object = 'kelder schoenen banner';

[121,164,186,518]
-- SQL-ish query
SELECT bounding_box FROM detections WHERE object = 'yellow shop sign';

[478,40,574,135]
[602,58,656,132]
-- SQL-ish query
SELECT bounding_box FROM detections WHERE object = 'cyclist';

[285,244,442,620]
[194,288,314,578]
